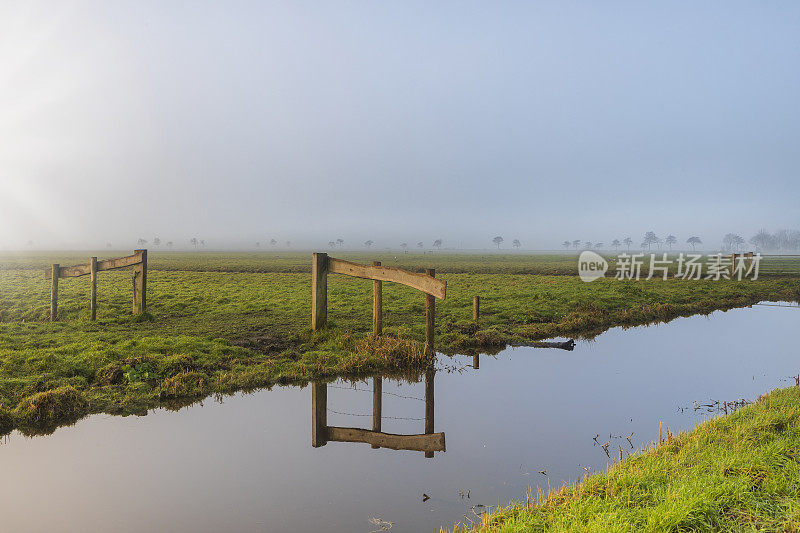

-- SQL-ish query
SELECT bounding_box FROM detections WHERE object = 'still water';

[1,303,798,532]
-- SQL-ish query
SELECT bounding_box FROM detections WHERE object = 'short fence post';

[312,252,328,331]
[373,261,382,336]
[372,377,382,449]
[731,253,736,275]
[90,256,98,320]
[473,295,480,321]
[425,268,435,356]
[473,354,479,369]
[50,264,59,322]
[133,249,147,314]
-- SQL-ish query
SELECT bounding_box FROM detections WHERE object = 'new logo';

[578,251,608,282]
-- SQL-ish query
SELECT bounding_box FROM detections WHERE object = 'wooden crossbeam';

[45,252,144,278]
[326,426,446,453]
[328,257,446,299]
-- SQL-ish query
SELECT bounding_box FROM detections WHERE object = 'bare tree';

[167,241,174,248]
[562,240,571,249]
[686,236,702,251]
[364,240,374,248]
[572,239,581,249]
[665,235,676,250]
[328,241,336,248]
[400,242,408,252]
[512,239,521,249]
[595,242,604,249]
[492,236,504,249]
[270,239,277,247]
[749,229,772,251]
[433,239,443,249]
[722,233,745,251]
[643,231,658,250]
[190,237,198,250]
[611,239,621,251]
[336,238,344,247]
[623,237,633,250]
[153,237,161,247]
[137,238,148,247]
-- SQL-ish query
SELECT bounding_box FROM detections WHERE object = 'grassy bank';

[0,252,798,435]
[461,384,800,532]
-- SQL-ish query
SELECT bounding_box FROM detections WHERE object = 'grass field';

[3,250,799,275]
[0,251,798,435]
[460,384,800,532]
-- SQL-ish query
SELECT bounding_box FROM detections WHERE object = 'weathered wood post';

[312,252,328,331]
[50,264,59,322]
[424,368,435,458]
[473,295,480,321]
[373,261,382,336]
[312,381,328,447]
[425,268,435,356]
[90,256,98,320]
[731,253,736,276]
[372,377,382,449]
[473,354,479,369]
[132,249,147,314]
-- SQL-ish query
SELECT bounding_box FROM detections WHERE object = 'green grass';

[0,250,586,274]
[459,385,800,532]
[4,250,798,275]
[0,252,798,435]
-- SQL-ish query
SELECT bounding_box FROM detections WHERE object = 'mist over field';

[1,1,798,250]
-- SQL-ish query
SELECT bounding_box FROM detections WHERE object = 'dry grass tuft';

[355,334,432,370]
[15,386,89,427]
[159,371,210,399]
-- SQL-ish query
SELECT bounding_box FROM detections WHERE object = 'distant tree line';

[560,229,800,253]
[747,229,800,252]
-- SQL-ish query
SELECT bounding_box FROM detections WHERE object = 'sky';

[0,1,798,250]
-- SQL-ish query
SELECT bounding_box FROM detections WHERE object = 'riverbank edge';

[454,385,800,532]
[1,293,796,437]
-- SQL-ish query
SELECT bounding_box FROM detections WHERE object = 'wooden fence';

[312,369,444,458]
[46,249,147,321]
[311,253,446,354]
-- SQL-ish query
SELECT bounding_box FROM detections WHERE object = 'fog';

[1,1,798,250]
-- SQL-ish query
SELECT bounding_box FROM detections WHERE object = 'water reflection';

[312,369,445,457]
[0,304,798,532]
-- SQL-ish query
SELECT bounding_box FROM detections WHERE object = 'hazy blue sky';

[1,1,798,250]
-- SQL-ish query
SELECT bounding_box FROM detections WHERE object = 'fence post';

[90,256,98,320]
[312,252,328,331]
[133,249,147,314]
[473,295,480,321]
[372,377,382,448]
[425,268,435,356]
[312,381,328,447]
[373,261,382,336]
[50,264,59,322]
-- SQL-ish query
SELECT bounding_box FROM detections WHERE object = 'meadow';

[0,251,798,435]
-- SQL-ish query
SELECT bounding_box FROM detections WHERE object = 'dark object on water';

[422,493,430,502]
[530,339,576,351]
